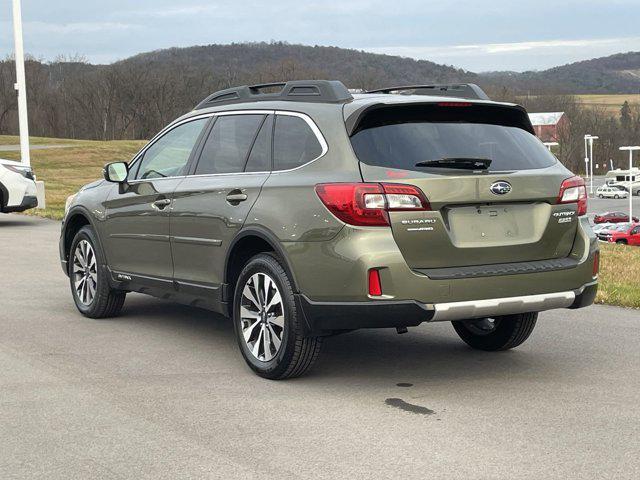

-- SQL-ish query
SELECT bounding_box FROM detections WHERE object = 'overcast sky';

[1,0,639,72]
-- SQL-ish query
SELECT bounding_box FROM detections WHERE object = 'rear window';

[350,104,557,172]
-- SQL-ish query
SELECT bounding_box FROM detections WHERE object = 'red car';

[609,223,640,245]
[594,211,640,224]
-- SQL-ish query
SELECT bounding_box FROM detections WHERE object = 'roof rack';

[365,84,490,101]
[194,80,353,109]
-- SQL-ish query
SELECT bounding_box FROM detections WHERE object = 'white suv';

[596,185,628,199]
[0,158,38,213]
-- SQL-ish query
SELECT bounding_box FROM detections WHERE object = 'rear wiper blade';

[415,157,492,170]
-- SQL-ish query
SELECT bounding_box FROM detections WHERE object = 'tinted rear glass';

[273,115,323,171]
[351,105,557,172]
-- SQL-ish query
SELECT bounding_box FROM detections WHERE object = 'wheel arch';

[62,207,108,267]
[0,181,8,211]
[224,227,300,299]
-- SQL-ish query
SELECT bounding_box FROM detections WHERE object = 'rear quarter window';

[273,114,323,171]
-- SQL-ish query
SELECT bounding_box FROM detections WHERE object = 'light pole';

[584,135,598,195]
[619,146,639,224]
[543,141,559,151]
[584,136,589,179]
[12,0,30,167]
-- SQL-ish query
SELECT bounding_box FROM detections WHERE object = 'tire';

[614,194,619,199]
[598,194,603,198]
[452,312,538,351]
[68,225,125,318]
[616,240,627,245]
[233,253,322,379]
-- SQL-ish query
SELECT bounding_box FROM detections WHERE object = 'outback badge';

[490,181,512,195]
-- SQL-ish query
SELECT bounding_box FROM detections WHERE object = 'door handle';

[226,192,248,204]
[152,198,171,210]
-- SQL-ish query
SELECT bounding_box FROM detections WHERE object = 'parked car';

[59,81,599,379]
[593,211,639,224]
[592,222,615,235]
[609,223,640,245]
[596,185,628,199]
[0,158,38,213]
[596,223,631,242]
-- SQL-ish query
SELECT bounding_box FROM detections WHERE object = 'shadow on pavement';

[111,294,572,385]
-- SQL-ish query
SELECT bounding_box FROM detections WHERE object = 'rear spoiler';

[366,83,490,101]
[345,102,535,136]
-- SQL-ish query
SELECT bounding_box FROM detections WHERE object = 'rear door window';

[273,114,323,171]
[195,114,265,175]
[350,104,557,173]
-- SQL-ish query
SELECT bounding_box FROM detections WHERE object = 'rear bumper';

[297,282,597,335]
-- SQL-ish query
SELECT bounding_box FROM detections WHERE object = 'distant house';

[528,112,569,142]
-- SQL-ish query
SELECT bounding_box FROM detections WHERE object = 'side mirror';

[104,162,128,183]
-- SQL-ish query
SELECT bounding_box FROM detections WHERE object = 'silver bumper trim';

[429,290,576,322]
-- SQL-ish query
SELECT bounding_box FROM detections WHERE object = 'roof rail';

[365,84,490,101]
[194,80,353,109]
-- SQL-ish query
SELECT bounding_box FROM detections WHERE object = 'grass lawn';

[1,135,638,309]
[576,94,640,114]
[595,242,640,309]
[0,135,146,220]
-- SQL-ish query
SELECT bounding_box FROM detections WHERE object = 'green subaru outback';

[60,80,598,379]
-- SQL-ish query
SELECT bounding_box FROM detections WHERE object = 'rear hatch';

[349,102,579,269]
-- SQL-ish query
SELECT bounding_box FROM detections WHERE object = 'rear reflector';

[368,269,382,296]
[593,251,599,277]
[315,183,430,227]
[557,176,587,216]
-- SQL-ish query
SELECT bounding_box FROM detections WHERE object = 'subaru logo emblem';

[490,181,512,195]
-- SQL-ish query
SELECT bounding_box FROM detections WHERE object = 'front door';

[170,113,272,305]
[102,117,209,283]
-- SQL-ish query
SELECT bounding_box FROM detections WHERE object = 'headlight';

[5,164,34,180]
[64,193,77,217]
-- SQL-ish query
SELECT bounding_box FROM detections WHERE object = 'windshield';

[351,121,557,173]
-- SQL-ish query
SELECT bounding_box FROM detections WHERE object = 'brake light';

[437,102,472,107]
[315,183,430,226]
[368,269,382,296]
[557,176,587,216]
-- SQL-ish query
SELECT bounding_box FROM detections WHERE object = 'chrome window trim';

[126,108,328,182]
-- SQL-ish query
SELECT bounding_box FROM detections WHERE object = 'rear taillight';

[557,176,587,216]
[315,183,430,226]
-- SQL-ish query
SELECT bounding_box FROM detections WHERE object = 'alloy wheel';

[72,239,98,305]
[240,272,285,362]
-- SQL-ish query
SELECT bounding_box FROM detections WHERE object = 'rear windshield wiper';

[415,157,492,170]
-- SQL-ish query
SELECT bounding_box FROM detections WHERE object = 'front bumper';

[2,195,37,213]
[297,282,597,335]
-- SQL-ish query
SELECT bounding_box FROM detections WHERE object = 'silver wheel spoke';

[243,318,262,342]
[252,327,264,358]
[267,324,281,351]
[269,315,285,329]
[265,291,281,313]
[243,283,261,310]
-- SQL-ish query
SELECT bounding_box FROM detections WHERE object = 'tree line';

[1,50,639,173]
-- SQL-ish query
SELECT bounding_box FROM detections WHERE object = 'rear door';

[170,112,272,294]
[350,103,579,269]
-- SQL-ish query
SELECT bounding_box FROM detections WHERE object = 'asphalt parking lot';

[1,214,639,480]
[586,175,640,222]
